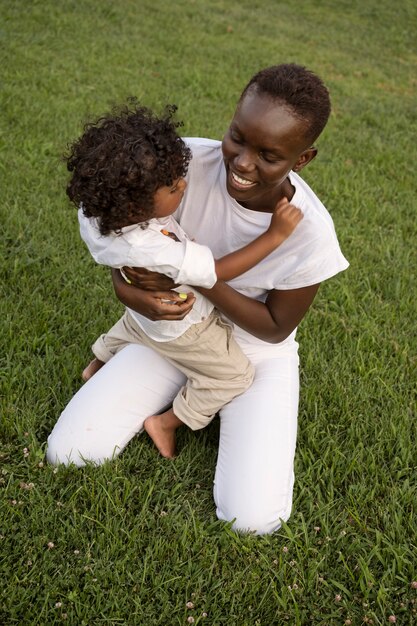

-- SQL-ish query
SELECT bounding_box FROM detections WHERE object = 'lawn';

[1,0,416,624]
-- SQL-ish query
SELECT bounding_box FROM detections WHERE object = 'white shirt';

[175,138,349,350]
[78,211,216,341]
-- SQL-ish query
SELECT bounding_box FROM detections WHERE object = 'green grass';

[1,0,416,623]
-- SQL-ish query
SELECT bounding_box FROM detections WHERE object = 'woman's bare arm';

[197,281,321,343]
[115,268,320,342]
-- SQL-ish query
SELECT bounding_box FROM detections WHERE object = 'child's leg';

[144,409,183,459]
[82,358,105,381]
[84,310,144,380]
[165,313,254,429]
[134,313,254,455]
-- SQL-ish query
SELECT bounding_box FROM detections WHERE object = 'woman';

[47,63,348,534]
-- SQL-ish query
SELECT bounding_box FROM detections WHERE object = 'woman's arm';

[116,267,320,342]
[197,280,321,343]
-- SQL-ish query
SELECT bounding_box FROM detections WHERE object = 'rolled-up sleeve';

[126,230,217,288]
[79,212,218,288]
[176,239,217,287]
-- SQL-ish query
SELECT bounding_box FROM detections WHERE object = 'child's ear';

[293,147,318,172]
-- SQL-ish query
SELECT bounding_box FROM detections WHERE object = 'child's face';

[153,178,187,218]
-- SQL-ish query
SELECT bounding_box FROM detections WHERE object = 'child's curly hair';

[65,100,191,235]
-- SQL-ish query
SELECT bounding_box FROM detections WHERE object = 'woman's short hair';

[240,63,331,144]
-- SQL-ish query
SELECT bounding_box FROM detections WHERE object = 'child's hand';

[269,197,303,239]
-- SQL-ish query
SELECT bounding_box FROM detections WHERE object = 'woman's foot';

[82,358,105,382]
[144,409,183,459]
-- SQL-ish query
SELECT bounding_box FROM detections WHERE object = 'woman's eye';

[230,132,242,144]
[261,152,279,163]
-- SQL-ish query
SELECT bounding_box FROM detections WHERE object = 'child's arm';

[118,197,302,291]
[214,197,302,281]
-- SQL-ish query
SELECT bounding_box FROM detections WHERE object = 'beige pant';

[92,310,254,430]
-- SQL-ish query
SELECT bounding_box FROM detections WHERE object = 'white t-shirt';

[78,210,216,341]
[175,138,349,350]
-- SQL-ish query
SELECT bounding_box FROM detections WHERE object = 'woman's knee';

[216,503,292,535]
[214,483,294,535]
[46,431,84,467]
[46,425,124,467]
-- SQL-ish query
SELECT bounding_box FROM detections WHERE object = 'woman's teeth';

[232,172,255,186]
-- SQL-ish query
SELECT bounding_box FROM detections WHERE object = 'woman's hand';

[121,266,177,291]
[111,269,195,321]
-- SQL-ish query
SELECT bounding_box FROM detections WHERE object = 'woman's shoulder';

[183,137,221,149]
[182,138,224,190]
[289,171,342,243]
[183,137,222,165]
[282,172,349,285]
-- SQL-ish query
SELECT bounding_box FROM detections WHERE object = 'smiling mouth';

[230,171,257,189]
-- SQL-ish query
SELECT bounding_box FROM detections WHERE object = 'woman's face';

[222,90,317,211]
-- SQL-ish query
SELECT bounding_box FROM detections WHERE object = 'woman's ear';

[293,147,318,172]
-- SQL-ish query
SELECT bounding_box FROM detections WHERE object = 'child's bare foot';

[144,409,183,459]
[82,358,105,382]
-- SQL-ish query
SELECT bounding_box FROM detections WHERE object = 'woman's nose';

[234,148,255,171]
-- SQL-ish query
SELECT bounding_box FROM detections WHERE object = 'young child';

[65,102,303,458]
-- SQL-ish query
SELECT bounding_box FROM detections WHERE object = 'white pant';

[47,341,299,535]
